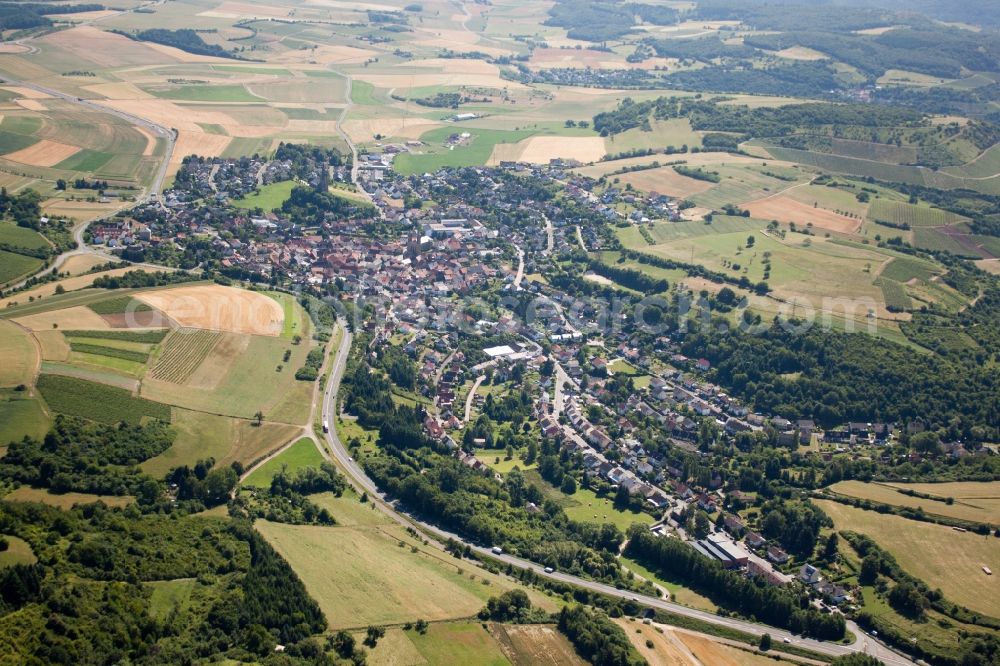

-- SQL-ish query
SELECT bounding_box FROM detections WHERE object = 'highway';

[317,320,915,666]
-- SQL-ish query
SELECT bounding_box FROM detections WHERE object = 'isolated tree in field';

[363,626,385,648]
[327,631,355,658]
[254,411,265,427]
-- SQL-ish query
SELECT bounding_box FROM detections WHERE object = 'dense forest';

[0,417,172,498]
[594,96,926,140]
[544,0,677,41]
[557,605,646,666]
[745,28,1000,80]
[0,2,102,31]
[126,28,239,59]
[281,186,374,225]
[676,321,998,439]
[694,0,1000,28]
[274,142,348,175]
[0,499,327,663]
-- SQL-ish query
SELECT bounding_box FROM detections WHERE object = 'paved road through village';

[317,321,915,666]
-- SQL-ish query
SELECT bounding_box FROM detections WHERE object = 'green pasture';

[231,180,295,211]
[0,250,43,285]
[146,84,263,102]
[392,127,536,175]
[243,437,323,488]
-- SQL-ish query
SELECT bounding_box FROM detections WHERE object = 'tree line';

[625,527,846,640]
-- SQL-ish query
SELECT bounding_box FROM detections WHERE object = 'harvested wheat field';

[168,131,232,174]
[60,254,111,276]
[617,166,717,198]
[198,1,291,19]
[35,329,70,361]
[5,486,133,509]
[2,139,80,167]
[0,268,149,310]
[40,26,172,68]
[58,9,120,21]
[135,285,283,336]
[678,632,779,666]
[616,620,696,666]
[272,44,376,66]
[403,58,501,76]
[136,126,159,155]
[14,305,110,332]
[492,624,587,666]
[0,86,50,99]
[14,98,46,112]
[976,258,1000,274]
[179,332,250,391]
[0,319,37,387]
[143,42,235,64]
[489,136,606,165]
[343,117,441,142]
[284,119,341,133]
[41,198,126,221]
[103,99,280,137]
[744,194,862,233]
[82,82,154,101]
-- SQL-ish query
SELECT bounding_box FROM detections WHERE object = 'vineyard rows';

[150,329,223,384]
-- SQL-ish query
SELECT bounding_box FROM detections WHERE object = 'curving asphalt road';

[0,68,176,290]
[512,244,525,289]
[317,320,915,666]
[331,73,371,201]
[0,76,175,203]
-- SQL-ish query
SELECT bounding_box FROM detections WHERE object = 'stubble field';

[135,285,284,336]
[815,499,1000,617]
[0,320,37,388]
[827,480,1000,525]
[255,517,544,629]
